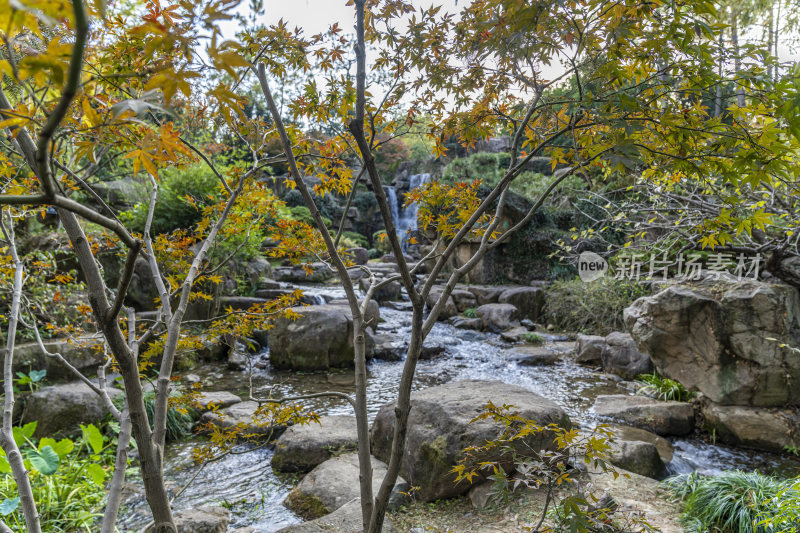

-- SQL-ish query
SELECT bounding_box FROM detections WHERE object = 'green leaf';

[0,497,19,516]
[27,445,59,475]
[29,369,46,383]
[81,424,104,454]
[13,422,37,447]
[86,463,106,486]
[0,456,10,474]
[39,437,74,458]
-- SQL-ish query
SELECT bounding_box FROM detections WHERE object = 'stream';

[119,283,800,532]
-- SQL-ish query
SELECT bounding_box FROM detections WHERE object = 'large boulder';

[575,334,605,365]
[425,287,458,320]
[601,332,653,379]
[276,499,396,533]
[358,278,400,304]
[608,425,673,463]
[270,305,367,370]
[12,336,105,381]
[607,440,666,480]
[475,303,520,332]
[327,298,380,328]
[703,403,800,454]
[498,287,544,321]
[284,453,409,519]
[370,380,570,501]
[625,281,800,407]
[271,416,359,473]
[593,395,694,436]
[23,382,121,437]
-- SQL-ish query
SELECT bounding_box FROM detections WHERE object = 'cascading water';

[386,173,431,252]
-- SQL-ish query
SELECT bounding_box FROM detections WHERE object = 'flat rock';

[371,380,570,502]
[198,401,283,441]
[272,416,358,473]
[505,345,559,366]
[284,453,409,519]
[593,395,694,436]
[703,403,800,453]
[276,498,395,533]
[194,391,242,412]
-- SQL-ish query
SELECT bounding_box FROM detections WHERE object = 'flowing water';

[385,174,431,251]
[119,283,800,532]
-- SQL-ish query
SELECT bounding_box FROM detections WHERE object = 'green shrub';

[462,307,477,318]
[0,422,116,531]
[341,231,368,248]
[121,164,221,234]
[543,277,649,335]
[663,471,798,533]
[522,332,544,345]
[113,391,195,442]
[288,205,332,228]
[636,372,693,402]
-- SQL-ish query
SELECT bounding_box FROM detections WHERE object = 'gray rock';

[608,425,673,463]
[607,440,666,480]
[425,287,458,320]
[218,296,269,311]
[506,345,559,366]
[449,316,483,330]
[451,289,478,312]
[272,416,358,473]
[345,247,369,266]
[227,346,248,371]
[371,334,405,361]
[198,401,283,441]
[270,305,369,371]
[500,326,530,343]
[601,332,653,379]
[127,256,159,311]
[475,303,520,332]
[703,403,800,453]
[575,334,606,365]
[498,287,544,321]
[371,380,570,501]
[284,453,409,519]
[23,382,121,438]
[625,281,800,407]
[273,263,334,283]
[465,285,506,305]
[593,395,694,436]
[468,481,495,509]
[171,506,230,533]
[358,277,401,303]
[12,336,105,382]
[276,498,396,533]
[194,391,242,412]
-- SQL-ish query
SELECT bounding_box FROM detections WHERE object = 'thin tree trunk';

[730,7,745,107]
[101,409,132,533]
[0,213,42,533]
[56,209,177,532]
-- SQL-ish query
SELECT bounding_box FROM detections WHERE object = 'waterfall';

[385,173,431,252]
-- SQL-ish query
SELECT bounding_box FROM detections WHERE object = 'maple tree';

[0,0,798,531]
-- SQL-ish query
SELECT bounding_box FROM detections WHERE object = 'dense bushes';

[543,277,649,335]
[663,471,799,533]
[440,152,587,204]
[122,164,220,234]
